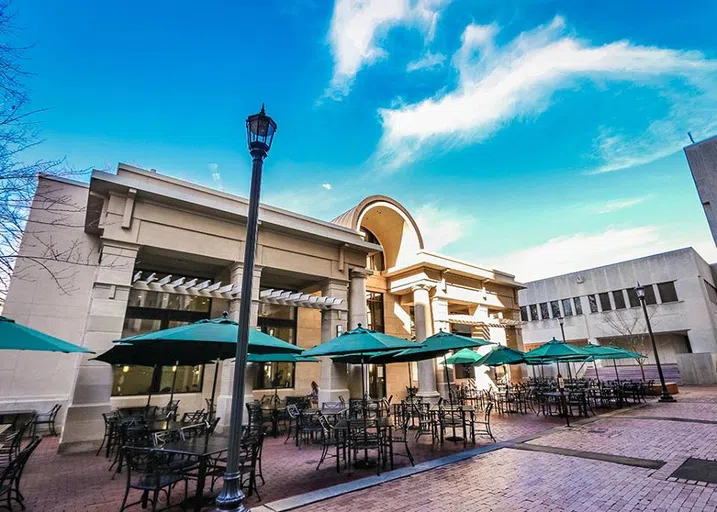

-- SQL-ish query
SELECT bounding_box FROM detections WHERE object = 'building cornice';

[87,165,382,253]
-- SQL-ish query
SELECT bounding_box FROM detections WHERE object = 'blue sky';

[13,0,717,280]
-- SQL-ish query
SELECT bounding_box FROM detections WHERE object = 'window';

[657,282,678,303]
[529,304,538,321]
[255,302,298,390]
[612,290,626,310]
[626,287,641,308]
[642,284,657,305]
[561,298,573,316]
[520,306,528,322]
[587,294,598,313]
[550,301,561,318]
[706,281,717,305]
[366,292,385,332]
[573,297,583,315]
[112,284,210,397]
[539,303,550,320]
[362,228,385,272]
[599,292,612,311]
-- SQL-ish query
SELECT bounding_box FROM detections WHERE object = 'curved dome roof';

[331,195,425,249]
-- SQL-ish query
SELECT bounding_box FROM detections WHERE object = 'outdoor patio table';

[430,405,475,445]
[334,417,393,470]
[542,392,568,417]
[0,409,35,432]
[155,435,229,512]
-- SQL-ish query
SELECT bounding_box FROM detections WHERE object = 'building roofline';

[684,133,717,149]
[90,164,381,252]
[523,247,705,285]
[38,173,90,189]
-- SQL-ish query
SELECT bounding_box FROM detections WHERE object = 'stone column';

[414,284,439,399]
[59,241,138,453]
[318,280,349,405]
[432,296,453,397]
[348,268,371,398]
[217,263,262,431]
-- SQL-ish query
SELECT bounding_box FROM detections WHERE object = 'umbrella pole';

[444,354,460,442]
[613,360,621,385]
[557,361,570,427]
[209,359,220,421]
[593,357,601,388]
[169,360,178,412]
[567,361,573,380]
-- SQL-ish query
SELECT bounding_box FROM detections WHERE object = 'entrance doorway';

[368,364,386,399]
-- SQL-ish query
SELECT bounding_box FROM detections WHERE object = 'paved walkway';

[18,403,563,511]
[292,387,717,512]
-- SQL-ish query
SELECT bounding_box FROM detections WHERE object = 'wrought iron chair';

[96,411,119,456]
[413,403,438,444]
[0,436,41,510]
[316,414,347,473]
[383,409,414,468]
[284,404,301,445]
[31,404,61,437]
[179,422,208,441]
[0,419,34,468]
[119,447,188,512]
[473,401,495,442]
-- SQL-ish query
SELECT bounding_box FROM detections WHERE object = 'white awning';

[131,272,346,311]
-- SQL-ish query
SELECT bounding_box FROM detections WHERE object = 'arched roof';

[331,195,425,249]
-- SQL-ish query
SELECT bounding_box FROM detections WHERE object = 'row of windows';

[520,282,679,322]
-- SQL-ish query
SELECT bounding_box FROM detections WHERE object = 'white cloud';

[488,225,717,282]
[594,196,650,214]
[375,16,717,169]
[412,204,475,251]
[325,0,449,99]
[322,183,333,190]
[407,51,446,72]
[208,163,223,191]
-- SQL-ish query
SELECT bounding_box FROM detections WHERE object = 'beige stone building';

[1,164,524,451]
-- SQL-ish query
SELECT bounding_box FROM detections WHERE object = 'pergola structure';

[132,271,347,311]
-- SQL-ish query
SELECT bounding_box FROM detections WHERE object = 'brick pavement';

[292,387,717,512]
[17,407,563,511]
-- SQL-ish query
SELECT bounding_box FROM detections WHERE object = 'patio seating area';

[12,399,574,512]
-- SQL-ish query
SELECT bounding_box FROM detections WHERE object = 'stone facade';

[2,164,524,451]
[519,248,717,368]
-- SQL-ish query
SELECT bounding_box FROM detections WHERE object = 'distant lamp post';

[215,105,277,512]
[556,314,571,379]
[635,283,675,403]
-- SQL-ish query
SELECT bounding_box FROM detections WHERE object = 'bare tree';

[600,308,654,381]
[0,2,96,306]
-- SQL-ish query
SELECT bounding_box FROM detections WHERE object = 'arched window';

[361,228,385,272]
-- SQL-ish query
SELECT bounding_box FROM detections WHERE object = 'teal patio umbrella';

[578,343,646,385]
[304,324,416,400]
[0,316,93,353]
[443,348,485,365]
[306,325,416,467]
[117,312,303,356]
[473,345,526,388]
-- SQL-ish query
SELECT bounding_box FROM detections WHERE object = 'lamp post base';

[215,473,248,512]
[659,393,676,403]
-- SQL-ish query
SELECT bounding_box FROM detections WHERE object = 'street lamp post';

[556,314,572,379]
[634,283,675,403]
[215,105,277,512]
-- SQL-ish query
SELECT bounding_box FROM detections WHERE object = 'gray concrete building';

[685,134,717,246]
[518,248,717,383]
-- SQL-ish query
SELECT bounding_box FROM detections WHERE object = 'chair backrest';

[180,422,207,441]
[153,429,181,447]
[1,436,41,492]
[207,417,220,434]
[49,404,62,418]
[484,401,494,423]
[321,401,344,412]
[286,404,301,418]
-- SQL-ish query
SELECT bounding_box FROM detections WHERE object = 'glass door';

[368,364,386,399]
